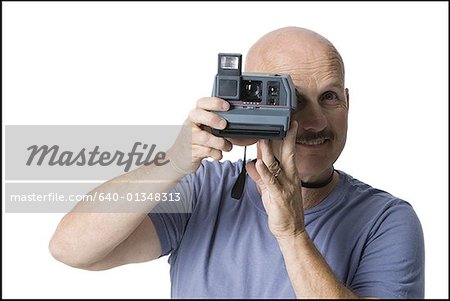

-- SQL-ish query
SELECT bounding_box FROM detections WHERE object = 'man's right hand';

[168,97,259,175]
[167,97,233,174]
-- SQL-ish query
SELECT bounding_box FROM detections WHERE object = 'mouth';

[295,138,330,147]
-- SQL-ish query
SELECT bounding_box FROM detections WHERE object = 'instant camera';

[211,53,297,140]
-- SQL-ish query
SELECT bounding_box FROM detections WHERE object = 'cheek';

[329,112,348,149]
[328,109,348,135]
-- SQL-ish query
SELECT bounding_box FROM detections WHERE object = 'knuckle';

[206,147,217,158]
[191,125,200,135]
[197,146,213,159]
[210,96,223,105]
[269,175,278,185]
[211,115,225,128]
[203,146,212,155]
[191,146,204,159]
[188,108,198,121]
[213,150,223,160]
[211,97,221,106]
[268,161,278,170]
[197,131,210,144]
[196,97,207,108]
[286,153,296,161]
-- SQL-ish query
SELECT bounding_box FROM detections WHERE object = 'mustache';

[296,130,334,142]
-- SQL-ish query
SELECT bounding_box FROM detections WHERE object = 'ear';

[345,88,350,111]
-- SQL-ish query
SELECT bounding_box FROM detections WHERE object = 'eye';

[321,91,339,103]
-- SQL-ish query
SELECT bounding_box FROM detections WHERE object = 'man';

[49,27,424,298]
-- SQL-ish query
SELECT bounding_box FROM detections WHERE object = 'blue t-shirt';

[149,160,424,299]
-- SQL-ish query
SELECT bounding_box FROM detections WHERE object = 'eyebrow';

[320,81,344,91]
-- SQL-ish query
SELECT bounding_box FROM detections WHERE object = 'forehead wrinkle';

[292,53,344,77]
[245,27,346,92]
[284,59,344,90]
[248,50,344,82]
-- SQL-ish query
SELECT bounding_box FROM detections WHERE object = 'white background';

[2,2,448,299]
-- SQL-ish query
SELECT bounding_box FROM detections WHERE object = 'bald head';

[246,27,349,181]
[245,27,345,86]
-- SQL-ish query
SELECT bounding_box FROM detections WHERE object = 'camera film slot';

[216,123,283,139]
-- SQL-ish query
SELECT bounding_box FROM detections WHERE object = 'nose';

[296,103,327,132]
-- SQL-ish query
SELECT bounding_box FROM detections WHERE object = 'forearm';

[277,231,358,299]
[49,158,187,267]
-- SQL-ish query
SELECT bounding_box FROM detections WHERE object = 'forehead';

[246,44,345,89]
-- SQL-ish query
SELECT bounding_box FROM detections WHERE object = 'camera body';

[211,53,297,140]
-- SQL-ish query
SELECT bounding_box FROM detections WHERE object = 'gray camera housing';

[211,53,297,140]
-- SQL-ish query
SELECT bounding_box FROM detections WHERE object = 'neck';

[301,169,339,209]
[301,167,335,188]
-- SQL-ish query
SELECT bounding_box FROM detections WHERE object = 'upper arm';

[85,217,161,271]
[85,163,201,271]
[350,202,425,298]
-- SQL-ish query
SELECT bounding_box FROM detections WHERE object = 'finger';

[281,120,298,176]
[246,159,265,192]
[192,127,233,152]
[259,140,276,170]
[259,140,287,183]
[189,108,227,130]
[255,158,282,195]
[192,145,223,161]
[196,97,230,111]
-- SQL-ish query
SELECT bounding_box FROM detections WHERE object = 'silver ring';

[272,166,282,178]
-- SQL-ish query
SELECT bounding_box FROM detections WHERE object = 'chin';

[295,157,332,179]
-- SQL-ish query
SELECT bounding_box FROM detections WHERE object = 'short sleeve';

[148,163,204,257]
[350,201,425,298]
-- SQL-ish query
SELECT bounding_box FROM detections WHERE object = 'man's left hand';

[246,121,305,240]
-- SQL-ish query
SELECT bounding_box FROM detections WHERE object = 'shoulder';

[339,172,425,298]
[339,170,414,211]
[338,170,423,239]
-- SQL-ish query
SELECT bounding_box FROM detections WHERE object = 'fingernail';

[222,102,230,110]
[219,119,227,128]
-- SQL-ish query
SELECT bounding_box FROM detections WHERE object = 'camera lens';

[242,80,263,102]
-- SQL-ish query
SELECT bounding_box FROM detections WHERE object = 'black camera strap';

[231,146,247,200]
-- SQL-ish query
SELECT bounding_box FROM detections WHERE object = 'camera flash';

[221,56,239,69]
[218,53,242,76]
